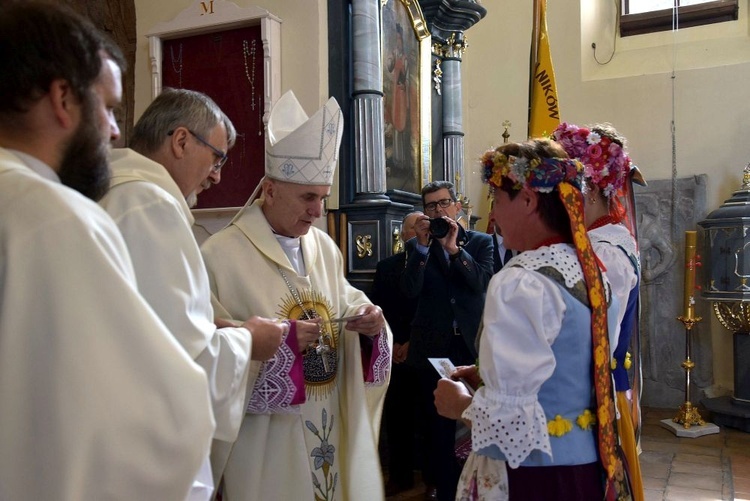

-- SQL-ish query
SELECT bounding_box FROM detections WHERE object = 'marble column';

[439,36,465,195]
[421,0,487,200]
[351,0,388,201]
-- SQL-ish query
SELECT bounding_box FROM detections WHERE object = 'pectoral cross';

[316,328,331,373]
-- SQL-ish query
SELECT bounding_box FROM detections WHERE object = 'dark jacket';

[401,226,494,361]
[371,251,417,344]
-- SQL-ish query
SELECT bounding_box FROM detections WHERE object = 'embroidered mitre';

[265,90,343,186]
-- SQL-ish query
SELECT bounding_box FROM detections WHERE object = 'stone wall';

[635,175,712,408]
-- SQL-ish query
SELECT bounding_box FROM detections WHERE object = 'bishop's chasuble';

[202,200,391,501]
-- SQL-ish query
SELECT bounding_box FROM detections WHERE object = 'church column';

[351,0,388,201]
[437,34,467,196]
[420,0,486,207]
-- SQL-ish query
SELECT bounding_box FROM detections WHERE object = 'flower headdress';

[480,149,584,193]
[552,122,632,198]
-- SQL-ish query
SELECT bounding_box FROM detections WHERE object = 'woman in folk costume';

[434,138,634,500]
[201,91,391,501]
[553,122,645,501]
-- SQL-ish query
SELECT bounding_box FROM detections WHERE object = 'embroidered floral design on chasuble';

[306,408,338,501]
[277,289,338,397]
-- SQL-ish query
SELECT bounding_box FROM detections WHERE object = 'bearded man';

[0,3,214,499]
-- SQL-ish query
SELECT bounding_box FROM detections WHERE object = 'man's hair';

[401,211,422,226]
[421,180,457,205]
[496,139,573,240]
[130,88,237,154]
[0,2,125,123]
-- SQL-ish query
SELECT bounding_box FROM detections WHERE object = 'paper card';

[428,357,475,396]
[428,357,457,379]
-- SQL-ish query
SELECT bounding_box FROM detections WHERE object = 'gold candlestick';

[674,230,705,428]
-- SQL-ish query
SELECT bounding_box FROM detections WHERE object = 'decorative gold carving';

[399,0,430,41]
[393,226,404,254]
[433,58,443,95]
[713,301,750,333]
[672,401,706,429]
[455,172,472,230]
[742,162,750,190]
[355,234,373,259]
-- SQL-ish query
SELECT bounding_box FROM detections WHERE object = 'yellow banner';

[528,0,559,139]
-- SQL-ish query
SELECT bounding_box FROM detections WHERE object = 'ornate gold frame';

[382,0,432,194]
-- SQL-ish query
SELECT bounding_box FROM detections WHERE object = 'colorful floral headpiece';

[552,122,632,198]
[480,149,584,193]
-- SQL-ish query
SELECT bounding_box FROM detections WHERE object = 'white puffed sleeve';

[462,267,566,468]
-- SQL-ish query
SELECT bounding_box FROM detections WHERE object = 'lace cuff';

[247,321,305,414]
[462,389,551,468]
[364,328,390,387]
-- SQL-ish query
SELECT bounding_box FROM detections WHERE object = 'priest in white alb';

[202,91,392,501]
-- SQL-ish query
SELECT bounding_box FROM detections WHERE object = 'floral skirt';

[456,452,509,501]
[457,452,606,501]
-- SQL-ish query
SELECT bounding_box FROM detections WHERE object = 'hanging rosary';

[242,39,257,111]
[170,43,183,88]
[276,265,332,373]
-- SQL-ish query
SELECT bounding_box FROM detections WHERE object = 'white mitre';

[265,90,343,186]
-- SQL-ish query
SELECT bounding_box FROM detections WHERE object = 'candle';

[683,231,698,319]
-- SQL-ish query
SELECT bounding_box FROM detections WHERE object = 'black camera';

[429,217,450,239]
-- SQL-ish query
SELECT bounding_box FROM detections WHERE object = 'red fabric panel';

[162,26,264,209]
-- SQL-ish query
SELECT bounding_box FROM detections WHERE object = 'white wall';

[462,0,750,391]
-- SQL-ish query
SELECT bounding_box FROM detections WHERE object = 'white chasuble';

[202,200,391,501]
[0,147,215,500]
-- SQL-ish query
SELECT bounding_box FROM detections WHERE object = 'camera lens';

[429,218,450,239]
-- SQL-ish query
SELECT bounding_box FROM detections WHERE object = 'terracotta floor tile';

[734,475,750,493]
[664,485,724,501]
[671,458,723,475]
[668,471,723,491]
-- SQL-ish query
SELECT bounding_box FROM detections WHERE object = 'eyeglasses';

[423,198,455,212]
[168,129,228,172]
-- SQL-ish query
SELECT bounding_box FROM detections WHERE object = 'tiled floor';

[385,407,750,501]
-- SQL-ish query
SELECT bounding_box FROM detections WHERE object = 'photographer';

[401,181,494,500]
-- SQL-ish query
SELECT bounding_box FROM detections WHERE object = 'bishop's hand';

[345,304,384,337]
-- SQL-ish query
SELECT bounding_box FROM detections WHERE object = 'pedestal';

[659,418,720,438]
[702,395,750,433]
[339,197,417,294]
[701,331,750,433]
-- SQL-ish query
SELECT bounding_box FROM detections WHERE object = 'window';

[620,0,738,37]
